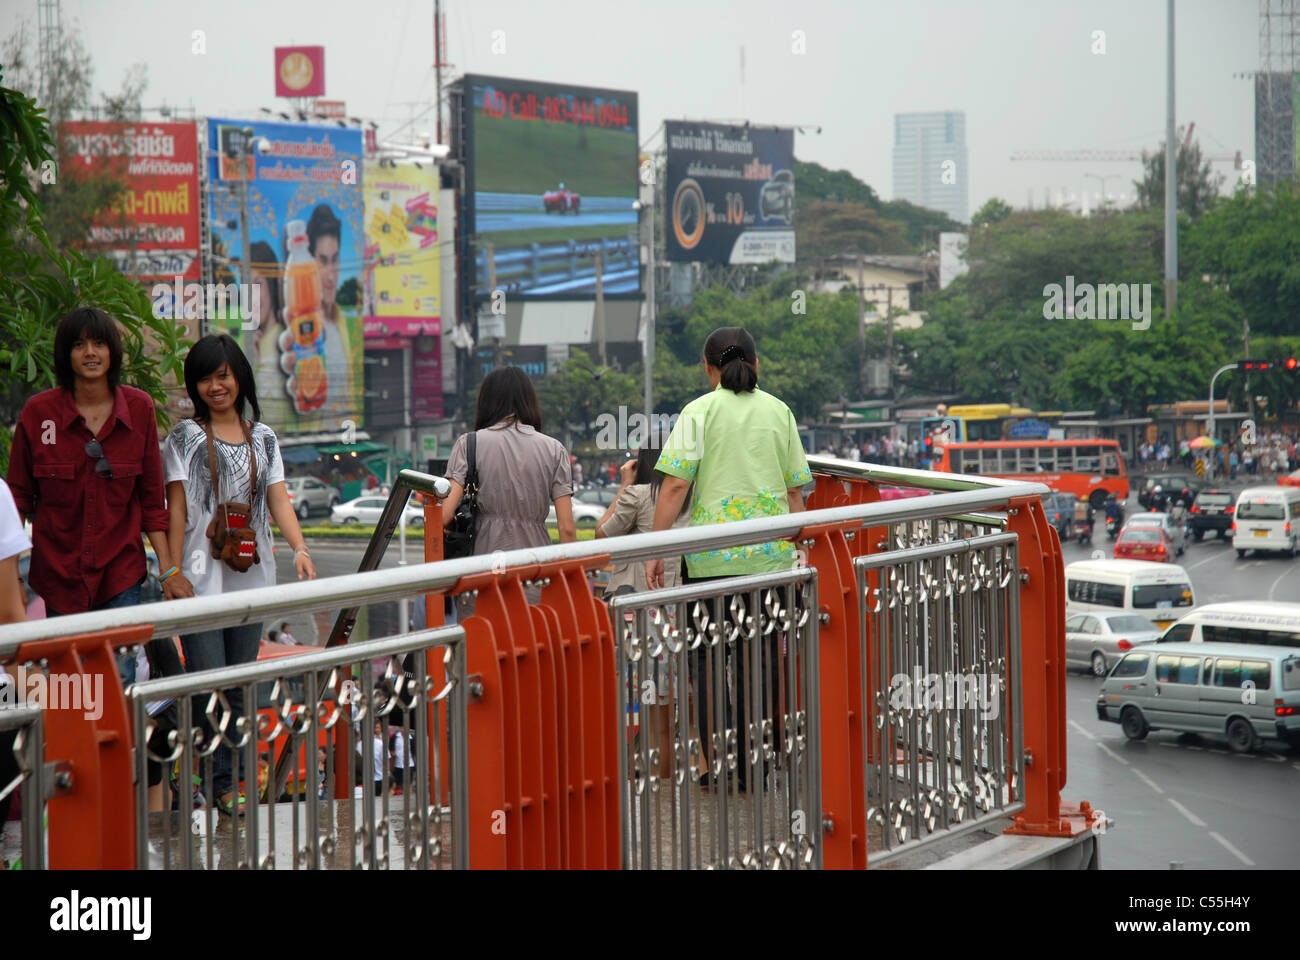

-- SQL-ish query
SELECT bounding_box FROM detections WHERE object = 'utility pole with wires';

[433,0,454,145]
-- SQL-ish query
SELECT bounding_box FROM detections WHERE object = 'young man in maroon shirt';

[6,307,188,684]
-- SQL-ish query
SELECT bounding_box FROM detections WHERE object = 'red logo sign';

[274,46,325,97]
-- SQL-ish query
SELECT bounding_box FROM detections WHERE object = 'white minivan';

[1064,559,1195,632]
[1232,485,1300,558]
[1157,601,1300,647]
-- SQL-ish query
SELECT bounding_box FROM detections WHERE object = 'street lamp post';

[1207,361,1238,477]
[635,192,655,422]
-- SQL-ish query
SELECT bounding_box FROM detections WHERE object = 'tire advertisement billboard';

[664,121,796,265]
[459,74,640,300]
[205,119,364,435]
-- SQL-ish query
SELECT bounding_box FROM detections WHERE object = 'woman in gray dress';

[441,367,577,572]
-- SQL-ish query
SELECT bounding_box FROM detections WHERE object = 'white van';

[1232,485,1300,558]
[1064,559,1195,632]
[1157,601,1300,647]
[1097,641,1300,752]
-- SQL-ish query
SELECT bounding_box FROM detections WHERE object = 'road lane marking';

[1293,763,1300,773]
[1268,563,1300,601]
[1167,797,1206,827]
[1158,741,1178,748]
[1068,719,1096,741]
[1207,748,1228,755]
[1185,553,1223,570]
[1132,768,1165,794]
[1096,742,1129,766]
[1262,753,1284,763]
[1209,831,1255,867]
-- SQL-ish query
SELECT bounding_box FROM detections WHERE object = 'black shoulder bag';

[443,432,480,559]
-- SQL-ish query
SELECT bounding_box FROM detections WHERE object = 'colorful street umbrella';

[1187,436,1219,449]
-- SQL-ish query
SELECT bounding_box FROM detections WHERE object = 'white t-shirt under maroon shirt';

[162,419,285,596]
[0,479,30,564]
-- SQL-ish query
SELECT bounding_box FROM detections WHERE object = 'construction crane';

[1011,124,1243,167]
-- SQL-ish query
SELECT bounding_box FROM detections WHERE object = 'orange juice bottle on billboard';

[283,219,327,412]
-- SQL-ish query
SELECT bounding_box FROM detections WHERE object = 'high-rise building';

[892,111,968,223]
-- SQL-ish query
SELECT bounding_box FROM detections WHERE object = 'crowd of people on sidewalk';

[1142,435,1299,480]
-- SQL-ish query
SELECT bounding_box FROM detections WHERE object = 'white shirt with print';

[162,419,285,596]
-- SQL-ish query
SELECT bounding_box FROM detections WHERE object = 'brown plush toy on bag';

[203,420,260,573]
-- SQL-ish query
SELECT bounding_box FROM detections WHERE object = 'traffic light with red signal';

[1238,358,1298,371]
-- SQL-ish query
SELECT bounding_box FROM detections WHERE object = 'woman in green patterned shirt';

[645,326,811,790]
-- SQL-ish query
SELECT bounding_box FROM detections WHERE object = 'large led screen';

[460,74,640,300]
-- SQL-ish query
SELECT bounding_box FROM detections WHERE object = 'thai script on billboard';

[61,121,201,281]
[664,121,795,266]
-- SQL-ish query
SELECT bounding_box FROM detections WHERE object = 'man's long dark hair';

[703,326,758,393]
[474,366,542,430]
[184,334,262,423]
[53,307,124,391]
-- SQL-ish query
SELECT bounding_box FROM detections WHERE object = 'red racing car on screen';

[543,182,581,214]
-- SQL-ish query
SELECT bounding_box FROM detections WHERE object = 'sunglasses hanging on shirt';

[85,438,113,478]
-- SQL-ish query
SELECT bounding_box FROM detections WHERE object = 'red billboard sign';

[314,99,346,119]
[275,46,326,97]
[61,121,201,281]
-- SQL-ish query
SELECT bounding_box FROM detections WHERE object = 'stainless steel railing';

[0,703,44,870]
[0,455,1054,871]
[613,567,820,870]
[128,625,468,870]
[858,533,1025,864]
[0,472,1050,652]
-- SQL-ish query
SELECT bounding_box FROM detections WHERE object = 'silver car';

[1065,612,1162,676]
[284,476,342,521]
[1123,511,1187,556]
[331,495,424,527]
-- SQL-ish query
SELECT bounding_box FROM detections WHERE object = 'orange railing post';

[1002,496,1079,838]
[11,624,150,868]
[794,517,867,870]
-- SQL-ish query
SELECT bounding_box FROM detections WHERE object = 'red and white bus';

[937,439,1129,508]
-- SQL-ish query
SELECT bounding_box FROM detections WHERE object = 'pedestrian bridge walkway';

[0,457,1100,869]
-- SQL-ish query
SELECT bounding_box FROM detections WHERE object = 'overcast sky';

[2,0,1260,216]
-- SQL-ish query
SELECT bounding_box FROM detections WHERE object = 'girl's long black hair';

[703,326,758,393]
[631,434,690,518]
[475,365,542,431]
[184,334,261,423]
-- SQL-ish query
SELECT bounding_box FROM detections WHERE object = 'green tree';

[797,200,908,258]
[1132,130,1225,220]
[1183,178,1300,340]
[534,348,640,451]
[971,197,1012,228]
[0,75,188,475]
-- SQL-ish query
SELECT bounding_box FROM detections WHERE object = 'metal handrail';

[0,463,1051,650]
[128,625,470,871]
[326,468,451,648]
[0,703,45,870]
